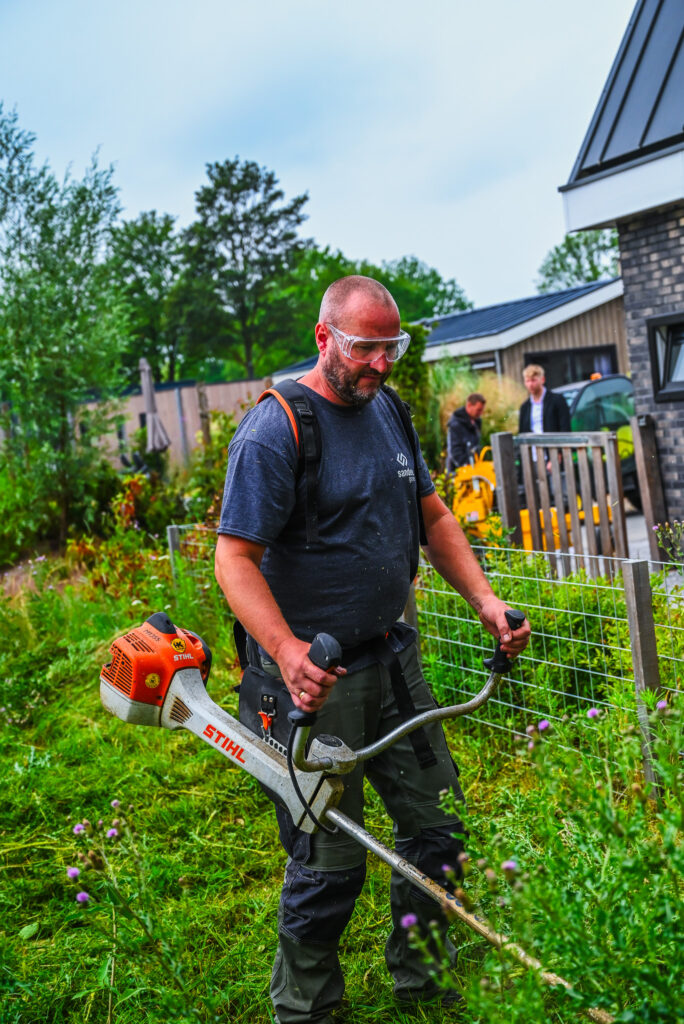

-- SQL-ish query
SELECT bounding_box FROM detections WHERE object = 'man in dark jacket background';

[446,392,486,471]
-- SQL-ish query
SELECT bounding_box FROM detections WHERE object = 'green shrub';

[434,702,683,1023]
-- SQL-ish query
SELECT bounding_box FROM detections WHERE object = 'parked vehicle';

[553,374,640,509]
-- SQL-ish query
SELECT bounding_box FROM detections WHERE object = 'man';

[215,276,530,1023]
[518,364,570,436]
[446,392,486,471]
[518,363,571,473]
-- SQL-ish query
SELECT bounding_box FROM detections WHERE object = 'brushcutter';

[100,609,614,1024]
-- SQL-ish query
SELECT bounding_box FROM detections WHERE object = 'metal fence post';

[167,524,181,586]
[621,559,661,797]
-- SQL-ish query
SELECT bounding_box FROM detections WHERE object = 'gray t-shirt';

[218,384,435,648]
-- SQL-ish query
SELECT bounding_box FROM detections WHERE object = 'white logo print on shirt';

[396,452,414,480]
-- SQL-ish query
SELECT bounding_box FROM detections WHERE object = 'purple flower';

[442,864,452,874]
[656,700,668,711]
[73,823,85,835]
[106,828,118,839]
[538,719,550,732]
[76,891,90,903]
[587,708,599,719]
[501,860,517,872]
[111,799,120,808]
[400,913,418,929]
[527,740,535,750]
[66,867,80,879]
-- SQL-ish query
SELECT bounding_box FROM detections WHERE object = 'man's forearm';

[422,502,495,611]
[214,544,294,664]
[419,493,493,606]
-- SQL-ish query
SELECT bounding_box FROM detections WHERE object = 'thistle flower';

[66,867,80,879]
[76,892,90,903]
[501,860,517,880]
[400,913,418,929]
[525,724,536,736]
[656,700,668,711]
[106,828,118,839]
[528,740,535,750]
[538,719,550,732]
[587,708,599,719]
[111,799,120,808]
[73,823,85,835]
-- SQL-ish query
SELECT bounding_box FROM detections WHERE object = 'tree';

[536,230,619,293]
[184,158,309,379]
[109,211,185,384]
[361,255,471,321]
[390,321,431,454]
[0,105,128,554]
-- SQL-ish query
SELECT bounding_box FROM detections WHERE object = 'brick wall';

[617,203,684,519]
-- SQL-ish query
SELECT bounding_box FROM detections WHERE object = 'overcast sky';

[1,0,635,308]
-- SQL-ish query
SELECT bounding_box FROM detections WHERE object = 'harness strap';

[370,636,438,770]
[257,383,320,544]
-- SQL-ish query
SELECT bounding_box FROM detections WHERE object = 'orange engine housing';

[101,612,211,709]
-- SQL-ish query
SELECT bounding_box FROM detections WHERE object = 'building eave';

[562,147,684,232]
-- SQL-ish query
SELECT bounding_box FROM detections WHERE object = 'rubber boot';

[270,930,344,1024]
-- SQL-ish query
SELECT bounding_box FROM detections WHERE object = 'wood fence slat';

[521,446,542,552]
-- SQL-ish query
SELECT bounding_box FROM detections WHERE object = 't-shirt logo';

[396,451,414,480]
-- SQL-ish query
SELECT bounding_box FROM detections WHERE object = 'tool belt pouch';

[238,665,294,752]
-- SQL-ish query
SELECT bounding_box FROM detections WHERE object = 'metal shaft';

[326,808,614,1024]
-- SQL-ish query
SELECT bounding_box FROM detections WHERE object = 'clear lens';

[328,324,410,363]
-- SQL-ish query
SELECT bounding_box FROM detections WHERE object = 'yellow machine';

[451,448,497,542]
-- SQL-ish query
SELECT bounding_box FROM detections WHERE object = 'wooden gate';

[491,430,628,575]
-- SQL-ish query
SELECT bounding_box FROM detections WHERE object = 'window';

[523,345,617,389]
[648,313,684,402]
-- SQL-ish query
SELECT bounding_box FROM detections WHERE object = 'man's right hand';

[274,636,346,712]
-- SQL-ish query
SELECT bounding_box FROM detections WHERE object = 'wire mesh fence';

[168,524,683,766]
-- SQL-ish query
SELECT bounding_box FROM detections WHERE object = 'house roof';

[272,279,622,380]
[423,280,617,346]
[564,0,684,190]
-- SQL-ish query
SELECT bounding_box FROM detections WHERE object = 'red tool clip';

[257,711,273,732]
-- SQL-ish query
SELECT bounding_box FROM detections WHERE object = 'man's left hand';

[476,596,530,656]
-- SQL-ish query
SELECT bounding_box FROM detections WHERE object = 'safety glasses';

[326,323,411,364]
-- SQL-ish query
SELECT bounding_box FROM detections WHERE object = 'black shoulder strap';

[381,385,428,546]
[257,380,321,544]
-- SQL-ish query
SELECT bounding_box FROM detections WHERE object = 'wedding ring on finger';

[298,690,306,700]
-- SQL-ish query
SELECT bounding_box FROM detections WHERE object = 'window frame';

[648,312,684,403]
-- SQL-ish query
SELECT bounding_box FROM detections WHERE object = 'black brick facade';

[617,204,684,519]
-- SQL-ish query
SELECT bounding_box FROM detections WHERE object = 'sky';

[1,0,636,309]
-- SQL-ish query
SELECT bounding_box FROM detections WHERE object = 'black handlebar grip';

[288,708,318,728]
[483,609,527,675]
[308,632,342,671]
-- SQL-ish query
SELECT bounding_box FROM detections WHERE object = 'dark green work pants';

[268,642,466,1023]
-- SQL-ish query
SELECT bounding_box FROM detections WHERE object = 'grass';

[1,545,682,1024]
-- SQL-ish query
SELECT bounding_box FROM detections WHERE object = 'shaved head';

[319,275,399,327]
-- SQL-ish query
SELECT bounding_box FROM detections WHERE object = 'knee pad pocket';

[281,862,367,943]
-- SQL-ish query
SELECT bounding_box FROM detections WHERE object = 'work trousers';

[265,642,466,1024]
